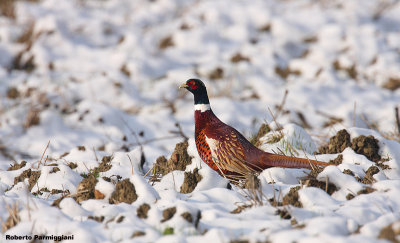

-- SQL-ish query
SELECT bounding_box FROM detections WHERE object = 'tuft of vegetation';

[250,123,271,147]
[162,227,174,235]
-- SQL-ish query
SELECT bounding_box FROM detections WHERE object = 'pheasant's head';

[179,79,210,106]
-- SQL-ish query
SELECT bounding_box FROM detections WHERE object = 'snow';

[1,0,400,242]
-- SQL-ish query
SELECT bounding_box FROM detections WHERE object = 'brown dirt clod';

[275,66,301,79]
[351,135,381,162]
[305,179,337,195]
[161,207,177,222]
[343,169,354,176]
[361,166,380,184]
[383,77,400,91]
[137,203,151,219]
[180,168,202,194]
[75,175,98,203]
[52,196,67,208]
[68,162,78,169]
[282,186,302,208]
[88,215,105,223]
[276,209,292,220]
[159,35,174,49]
[13,169,41,191]
[24,108,40,128]
[109,179,137,204]
[153,141,192,176]
[208,67,224,80]
[93,156,113,174]
[231,53,250,63]
[319,129,351,154]
[131,231,146,238]
[50,167,60,173]
[330,154,343,165]
[7,161,27,171]
[181,212,193,223]
[6,87,20,99]
[378,223,400,242]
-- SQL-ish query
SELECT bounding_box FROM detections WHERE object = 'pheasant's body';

[180,79,332,178]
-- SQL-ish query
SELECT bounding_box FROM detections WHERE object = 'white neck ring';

[194,104,211,112]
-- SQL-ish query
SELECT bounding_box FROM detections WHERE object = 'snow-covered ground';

[1,0,400,242]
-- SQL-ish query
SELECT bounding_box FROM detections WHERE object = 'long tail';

[258,152,333,170]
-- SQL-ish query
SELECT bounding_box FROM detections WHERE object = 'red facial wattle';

[188,81,198,89]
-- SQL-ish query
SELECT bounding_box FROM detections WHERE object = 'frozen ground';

[1,0,400,242]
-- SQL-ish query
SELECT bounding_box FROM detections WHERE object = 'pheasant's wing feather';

[204,125,259,175]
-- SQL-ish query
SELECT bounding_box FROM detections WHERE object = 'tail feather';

[258,152,333,170]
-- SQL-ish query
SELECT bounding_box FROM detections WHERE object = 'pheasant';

[179,78,332,180]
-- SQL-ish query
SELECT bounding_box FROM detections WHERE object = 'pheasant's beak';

[179,83,189,89]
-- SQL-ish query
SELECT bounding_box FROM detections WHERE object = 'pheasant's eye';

[188,80,198,89]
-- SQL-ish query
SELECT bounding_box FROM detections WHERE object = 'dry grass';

[1,202,20,233]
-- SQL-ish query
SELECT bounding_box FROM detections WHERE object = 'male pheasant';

[179,78,332,179]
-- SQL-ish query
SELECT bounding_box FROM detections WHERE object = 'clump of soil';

[357,187,376,195]
[67,162,78,169]
[382,77,400,91]
[276,209,291,220]
[300,168,338,195]
[231,204,253,214]
[231,53,250,63]
[131,231,146,238]
[6,87,20,99]
[153,141,192,176]
[180,168,202,193]
[181,212,193,223]
[351,135,381,162]
[319,129,351,154]
[137,203,150,219]
[378,223,400,242]
[230,240,249,243]
[93,156,113,174]
[319,130,381,163]
[343,169,354,176]
[75,175,98,203]
[24,108,40,128]
[249,123,271,147]
[88,215,105,223]
[161,207,177,222]
[52,196,67,208]
[332,59,357,80]
[77,145,86,151]
[258,23,271,32]
[13,169,41,190]
[159,35,174,49]
[7,161,27,171]
[51,189,68,194]
[304,178,337,195]
[109,179,137,204]
[346,187,376,200]
[361,166,380,184]
[50,167,60,173]
[116,216,124,223]
[282,186,302,208]
[208,67,224,80]
[330,154,343,165]
[274,65,301,79]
